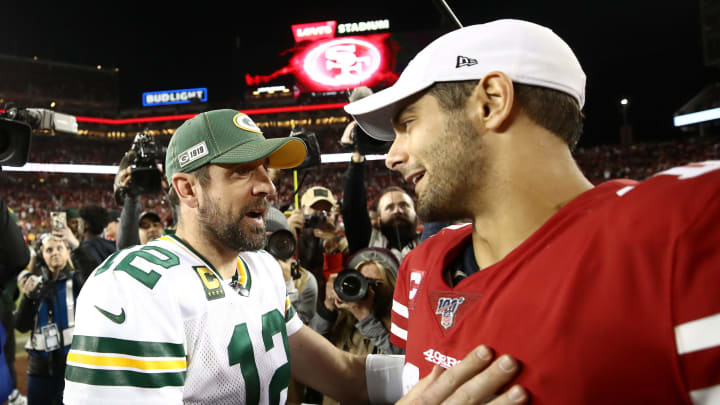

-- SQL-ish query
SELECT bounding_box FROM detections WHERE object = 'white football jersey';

[64,234,303,405]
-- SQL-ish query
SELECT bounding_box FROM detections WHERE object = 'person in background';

[114,162,170,249]
[76,205,115,265]
[289,186,348,300]
[310,247,403,405]
[311,248,402,354]
[137,211,164,244]
[266,206,317,324]
[103,209,120,241]
[15,235,82,405]
[339,129,420,262]
[51,208,80,251]
[65,209,83,245]
[0,203,29,405]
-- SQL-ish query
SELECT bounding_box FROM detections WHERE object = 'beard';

[380,216,418,249]
[197,192,268,252]
[416,110,486,222]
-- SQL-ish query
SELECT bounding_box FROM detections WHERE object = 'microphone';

[349,86,373,103]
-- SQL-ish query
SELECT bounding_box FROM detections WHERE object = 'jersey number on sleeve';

[228,309,290,405]
[95,246,179,289]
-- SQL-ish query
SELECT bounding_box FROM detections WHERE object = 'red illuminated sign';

[291,21,337,43]
[303,38,381,86]
[245,33,398,92]
[291,35,396,91]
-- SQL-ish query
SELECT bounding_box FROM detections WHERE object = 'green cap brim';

[211,137,307,169]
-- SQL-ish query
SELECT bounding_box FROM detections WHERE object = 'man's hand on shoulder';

[397,345,528,405]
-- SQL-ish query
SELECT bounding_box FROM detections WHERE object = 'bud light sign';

[142,88,208,107]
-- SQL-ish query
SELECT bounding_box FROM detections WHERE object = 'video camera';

[0,106,78,167]
[115,131,165,203]
[334,268,379,302]
[289,127,321,170]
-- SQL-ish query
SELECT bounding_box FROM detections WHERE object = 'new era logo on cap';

[456,55,478,68]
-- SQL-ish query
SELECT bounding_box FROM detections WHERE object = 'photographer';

[266,207,317,324]
[289,186,348,292]
[115,165,165,247]
[103,209,120,241]
[310,247,403,404]
[114,133,169,250]
[340,121,421,262]
[15,235,82,405]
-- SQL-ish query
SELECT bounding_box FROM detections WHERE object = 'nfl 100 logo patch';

[435,296,465,329]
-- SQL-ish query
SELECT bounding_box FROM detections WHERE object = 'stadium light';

[620,98,629,105]
[1,163,119,174]
[673,107,720,127]
[2,153,389,174]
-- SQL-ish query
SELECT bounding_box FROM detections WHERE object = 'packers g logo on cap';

[233,113,262,134]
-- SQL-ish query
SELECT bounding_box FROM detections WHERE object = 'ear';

[172,173,200,209]
[470,71,515,132]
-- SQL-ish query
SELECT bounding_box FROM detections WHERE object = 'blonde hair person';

[15,233,82,405]
[328,257,396,356]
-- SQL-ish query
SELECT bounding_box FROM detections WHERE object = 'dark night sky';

[0,0,717,146]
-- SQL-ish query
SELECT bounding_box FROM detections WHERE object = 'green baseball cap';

[165,109,307,183]
[65,208,81,219]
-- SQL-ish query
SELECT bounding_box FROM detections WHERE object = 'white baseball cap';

[344,19,586,141]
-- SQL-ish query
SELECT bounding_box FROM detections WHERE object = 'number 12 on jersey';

[228,310,290,405]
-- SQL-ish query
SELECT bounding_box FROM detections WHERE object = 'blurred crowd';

[2,133,719,239]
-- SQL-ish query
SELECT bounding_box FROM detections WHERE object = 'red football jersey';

[391,161,720,404]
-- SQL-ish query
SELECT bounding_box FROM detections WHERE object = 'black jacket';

[0,198,30,283]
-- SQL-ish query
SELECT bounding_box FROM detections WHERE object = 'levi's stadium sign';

[142,88,208,107]
[291,19,390,43]
[292,21,337,43]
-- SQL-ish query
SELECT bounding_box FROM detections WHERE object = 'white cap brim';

[344,79,434,141]
[344,19,586,142]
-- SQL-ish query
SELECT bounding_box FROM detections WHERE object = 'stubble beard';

[197,192,267,252]
[416,110,485,222]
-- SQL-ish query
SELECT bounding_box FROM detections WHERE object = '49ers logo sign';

[302,38,382,87]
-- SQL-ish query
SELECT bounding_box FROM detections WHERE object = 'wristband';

[366,354,405,405]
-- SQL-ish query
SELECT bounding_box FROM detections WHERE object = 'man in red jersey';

[345,19,720,405]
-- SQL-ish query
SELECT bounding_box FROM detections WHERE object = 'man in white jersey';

[63,109,525,405]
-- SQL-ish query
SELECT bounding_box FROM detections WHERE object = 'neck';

[48,265,65,279]
[470,127,593,269]
[175,217,239,280]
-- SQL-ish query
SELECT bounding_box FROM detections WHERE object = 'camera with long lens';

[334,269,379,302]
[304,211,328,229]
[266,229,301,279]
[290,127,321,170]
[265,229,296,261]
[0,106,78,167]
